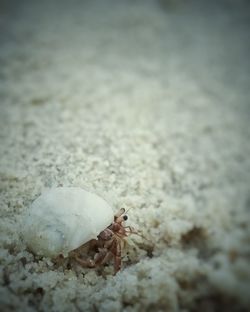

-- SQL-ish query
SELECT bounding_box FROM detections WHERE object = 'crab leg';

[113,240,122,274]
[73,255,95,268]
[94,248,109,265]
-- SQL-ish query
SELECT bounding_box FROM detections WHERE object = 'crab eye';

[123,215,128,221]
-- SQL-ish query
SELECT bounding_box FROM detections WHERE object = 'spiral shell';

[22,187,114,257]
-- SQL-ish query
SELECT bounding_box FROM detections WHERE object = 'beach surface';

[0,0,250,311]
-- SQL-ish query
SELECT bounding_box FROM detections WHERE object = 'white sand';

[1,0,250,311]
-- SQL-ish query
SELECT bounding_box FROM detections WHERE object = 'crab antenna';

[124,207,131,214]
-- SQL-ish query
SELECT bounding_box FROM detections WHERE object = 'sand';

[0,0,250,311]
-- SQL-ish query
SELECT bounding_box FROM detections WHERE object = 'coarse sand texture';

[0,0,250,311]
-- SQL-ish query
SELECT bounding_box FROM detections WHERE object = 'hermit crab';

[22,187,136,274]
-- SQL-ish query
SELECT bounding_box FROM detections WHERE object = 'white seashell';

[22,187,114,257]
